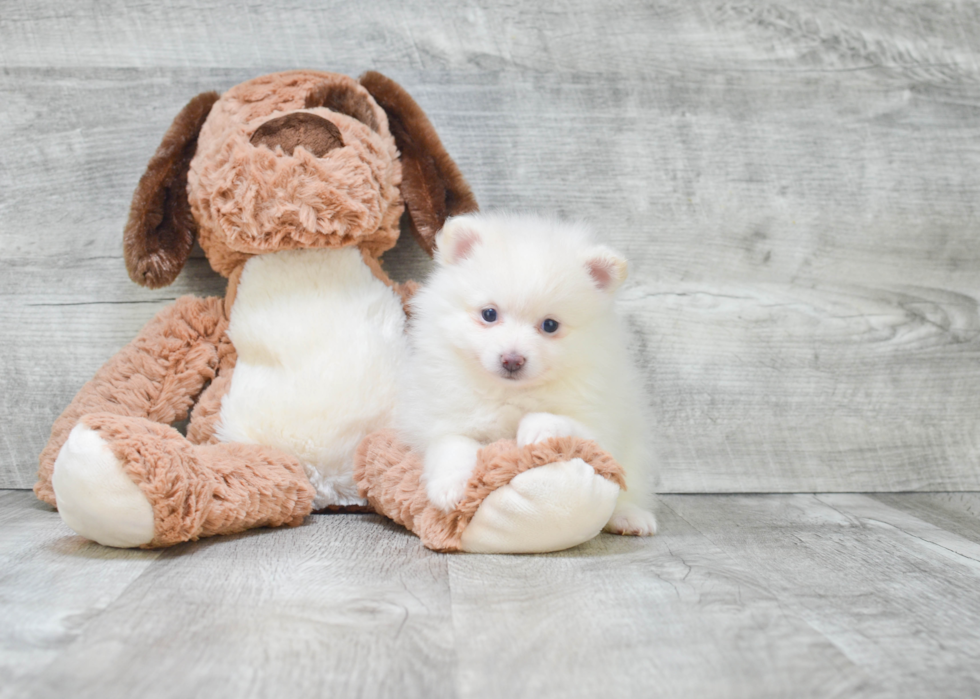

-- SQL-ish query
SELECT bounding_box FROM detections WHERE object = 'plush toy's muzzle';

[188,72,403,278]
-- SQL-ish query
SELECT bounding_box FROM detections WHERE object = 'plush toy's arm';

[355,430,625,553]
[35,295,230,506]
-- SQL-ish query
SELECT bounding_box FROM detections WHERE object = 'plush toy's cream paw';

[424,435,481,512]
[460,458,620,553]
[604,502,658,536]
[51,424,155,548]
[517,412,594,447]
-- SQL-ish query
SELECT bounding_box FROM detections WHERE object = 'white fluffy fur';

[397,213,657,535]
[218,247,407,508]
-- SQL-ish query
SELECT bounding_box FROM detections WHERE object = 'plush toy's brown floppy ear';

[359,71,479,255]
[124,91,219,288]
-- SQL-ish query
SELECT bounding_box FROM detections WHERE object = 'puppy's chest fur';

[445,380,590,443]
[216,248,407,507]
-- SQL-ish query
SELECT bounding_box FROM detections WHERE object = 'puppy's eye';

[481,308,498,323]
[541,318,560,334]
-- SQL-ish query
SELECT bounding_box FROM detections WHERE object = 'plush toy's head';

[124,70,477,288]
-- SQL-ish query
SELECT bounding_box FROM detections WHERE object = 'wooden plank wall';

[1,1,979,491]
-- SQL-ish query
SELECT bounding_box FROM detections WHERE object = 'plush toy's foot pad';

[460,458,620,553]
[52,424,156,548]
[51,414,315,549]
[355,430,625,553]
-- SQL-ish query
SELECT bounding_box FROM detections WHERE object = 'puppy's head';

[422,213,627,386]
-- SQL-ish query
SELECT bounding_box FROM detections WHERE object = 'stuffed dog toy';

[34,70,625,553]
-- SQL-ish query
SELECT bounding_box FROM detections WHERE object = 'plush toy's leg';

[51,413,315,548]
[35,295,232,508]
[355,430,625,553]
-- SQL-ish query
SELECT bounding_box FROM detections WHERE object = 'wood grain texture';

[627,282,980,491]
[872,492,980,544]
[6,490,980,698]
[0,492,162,691]
[2,1,980,490]
[446,505,868,699]
[2,0,978,77]
[666,493,980,697]
[1,497,455,699]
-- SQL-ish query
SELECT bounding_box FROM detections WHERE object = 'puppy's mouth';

[494,366,532,383]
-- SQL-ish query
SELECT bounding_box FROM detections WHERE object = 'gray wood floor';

[3,488,980,699]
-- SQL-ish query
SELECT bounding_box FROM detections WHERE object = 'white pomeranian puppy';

[397,212,657,536]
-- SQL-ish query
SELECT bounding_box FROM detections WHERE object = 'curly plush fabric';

[354,430,626,552]
[35,296,231,507]
[185,373,234,446]
[188,71,404,277]
[81,414,314,548]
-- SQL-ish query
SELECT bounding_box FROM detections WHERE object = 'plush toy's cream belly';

[216,248,407,508]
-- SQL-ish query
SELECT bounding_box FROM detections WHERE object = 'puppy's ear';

[124,91,219,288]
[434,217,482,266]
[359,71,479,256]
[583,246,628,293]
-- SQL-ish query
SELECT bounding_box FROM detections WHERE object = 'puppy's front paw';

[604,503,658,536]
[425,470,470,512]
[424,436,481,512]
[517,412,592,447]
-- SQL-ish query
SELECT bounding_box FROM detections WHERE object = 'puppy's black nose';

[501,353,526,373]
